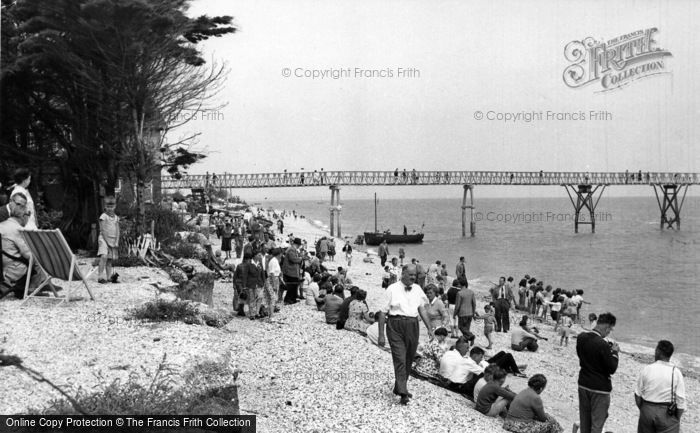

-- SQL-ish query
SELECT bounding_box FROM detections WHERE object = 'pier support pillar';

[564,184,607,233]
[652,184,688,230]
[329,185,341,237]
[461,185,475,237]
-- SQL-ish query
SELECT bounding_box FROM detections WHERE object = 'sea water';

[267,196,700,358]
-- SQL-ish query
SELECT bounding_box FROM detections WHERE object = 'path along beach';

[0,215,698,432]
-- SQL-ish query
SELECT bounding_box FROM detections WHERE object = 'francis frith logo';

[563,28,672,92]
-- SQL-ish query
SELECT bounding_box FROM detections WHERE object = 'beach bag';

[667,367,678,417]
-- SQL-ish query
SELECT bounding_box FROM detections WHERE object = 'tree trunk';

[60,175,100,249]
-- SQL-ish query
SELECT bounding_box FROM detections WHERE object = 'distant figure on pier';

[539,170,543,183]
[638,170,643,181]
[299,171,305,185]
[394,168,399,183]
[509,173,514,183]
[403,225,407,235]
[402,169,407,183]
[320,168,326,185]
[625,169,629,184]
[411,169,418,184]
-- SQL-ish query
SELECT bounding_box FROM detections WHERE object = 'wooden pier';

[162,171,700,236]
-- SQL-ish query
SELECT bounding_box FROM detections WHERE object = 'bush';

[35,199,63,230]
[128,298,231,328]
[30,354,238,416]
[113,204,186,244]
[111,256,146,267]
[161,241,207,260]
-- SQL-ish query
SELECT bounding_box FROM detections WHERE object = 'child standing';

[483,304,496,349]
[221,222,233,259]
[558,315,573,346]
[98,196,120,284]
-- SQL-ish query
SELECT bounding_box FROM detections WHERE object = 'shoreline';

[0,214,697,432]
[301,215,700,378]
[282,215,700,431]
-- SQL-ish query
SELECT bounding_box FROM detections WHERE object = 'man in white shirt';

[440,339,488,399]
[635,340,686,432]
[377,264,433,405]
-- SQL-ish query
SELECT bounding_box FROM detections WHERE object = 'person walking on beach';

[455,256,466,281]
[635,340,686,433]
[453,277,477,336]
[491,277,514,332]
[377,264,434,405]
[342,240,353,266]
[576,312,619,433]
[282,238,303,304]
[378,240,389,267]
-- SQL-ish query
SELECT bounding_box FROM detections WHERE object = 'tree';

[0,0,236,243]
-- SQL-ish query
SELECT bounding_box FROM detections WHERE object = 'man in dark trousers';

[635,340,686,432]
[281,238,303,304]
[490,276,514,332]
[455,256,466,281]
[576,312,619,433]
[453,277,477,336]
[378,240,389,267]
[377,264,433,405]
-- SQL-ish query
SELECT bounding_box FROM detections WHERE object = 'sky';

[171,0,700,200]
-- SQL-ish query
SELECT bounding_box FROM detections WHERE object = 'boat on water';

[362,193,424,245]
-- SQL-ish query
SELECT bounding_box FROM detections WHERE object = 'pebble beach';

[1,215,698,433]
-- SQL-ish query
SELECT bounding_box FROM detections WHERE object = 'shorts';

[98,237,119,260]
[484,325,494,335]
[558,327,572,337]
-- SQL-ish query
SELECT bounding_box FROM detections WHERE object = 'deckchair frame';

[20,229,96,305]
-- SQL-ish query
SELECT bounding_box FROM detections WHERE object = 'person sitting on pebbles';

[475,366,516,418]
[503,374,564,433]
[413,326,450,379]
[511,315,546,352]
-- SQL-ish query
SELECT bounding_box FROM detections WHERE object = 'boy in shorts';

[98,196,120,284]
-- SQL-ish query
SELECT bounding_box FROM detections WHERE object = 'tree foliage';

[0,0,236,243]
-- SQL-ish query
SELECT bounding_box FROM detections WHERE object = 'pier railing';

[161,171,700,190]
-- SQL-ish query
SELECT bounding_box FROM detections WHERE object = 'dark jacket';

[336,294,356,329]
[281,246,301,278]
[454,287,476,317]
[233,260,264,290]
[0,205,10,224]
[576,330,619,392]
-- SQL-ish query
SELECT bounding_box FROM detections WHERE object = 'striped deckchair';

[19,229,96,305]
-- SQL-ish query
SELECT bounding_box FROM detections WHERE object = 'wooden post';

[329,188,335,237]
[564,184,607,233]
[652,184,688,230]
[461,185,475,237]
[336,187,341,238]
[329,185,340,237]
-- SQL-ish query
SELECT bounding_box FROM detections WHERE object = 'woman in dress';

[413,326,449,379]
[344,289,373,334]
[424,284,450,331]
[503,374,563,433]
[10,168,37,229]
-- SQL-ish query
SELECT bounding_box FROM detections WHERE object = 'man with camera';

[576,312,619,433]
[634,340,686,433]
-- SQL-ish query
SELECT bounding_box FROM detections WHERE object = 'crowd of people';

[0,187,689,432]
